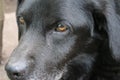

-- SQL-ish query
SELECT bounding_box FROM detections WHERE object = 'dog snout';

[5,61,28,79]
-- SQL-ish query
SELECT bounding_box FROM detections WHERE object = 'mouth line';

[25,69,64,80]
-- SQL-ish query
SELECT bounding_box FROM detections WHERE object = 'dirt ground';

[0,0,17,80]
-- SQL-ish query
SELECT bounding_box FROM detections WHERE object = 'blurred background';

[0,0,18,80]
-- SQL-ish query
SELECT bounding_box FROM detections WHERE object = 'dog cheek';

[45,35,77,64]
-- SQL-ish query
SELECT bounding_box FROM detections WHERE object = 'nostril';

[13,69,25,76]
[7,68,25,79]
[13,72,21,77]
[12,71,25,79]
[5,63,26,79]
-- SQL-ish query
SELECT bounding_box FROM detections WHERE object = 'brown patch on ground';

[0,0,18,80]
[4,0,17,13]
[0,12,18,80]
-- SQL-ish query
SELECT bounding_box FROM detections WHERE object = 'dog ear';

[104,4,120,61]
[91,5,120,61]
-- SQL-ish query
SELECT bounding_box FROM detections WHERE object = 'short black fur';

[5,0,120,80]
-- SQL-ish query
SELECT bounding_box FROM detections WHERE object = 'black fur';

[5,0,120,80]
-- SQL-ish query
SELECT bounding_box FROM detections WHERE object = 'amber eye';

[55,24,68,32]
[19,17,25,24]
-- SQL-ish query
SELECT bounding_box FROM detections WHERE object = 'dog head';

[5,0,120,80]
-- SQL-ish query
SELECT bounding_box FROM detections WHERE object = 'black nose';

[5,63,26,79]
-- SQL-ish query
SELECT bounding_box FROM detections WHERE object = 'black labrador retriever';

[5,0,120,80]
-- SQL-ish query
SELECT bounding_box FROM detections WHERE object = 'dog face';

[6,0,120,80]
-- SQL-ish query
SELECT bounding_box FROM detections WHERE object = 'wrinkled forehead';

[17,0,91,26]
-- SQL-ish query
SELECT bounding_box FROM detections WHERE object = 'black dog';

[5,0,120,80]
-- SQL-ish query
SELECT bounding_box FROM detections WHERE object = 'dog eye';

[19,17,25,25]
[55,24,68,32]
